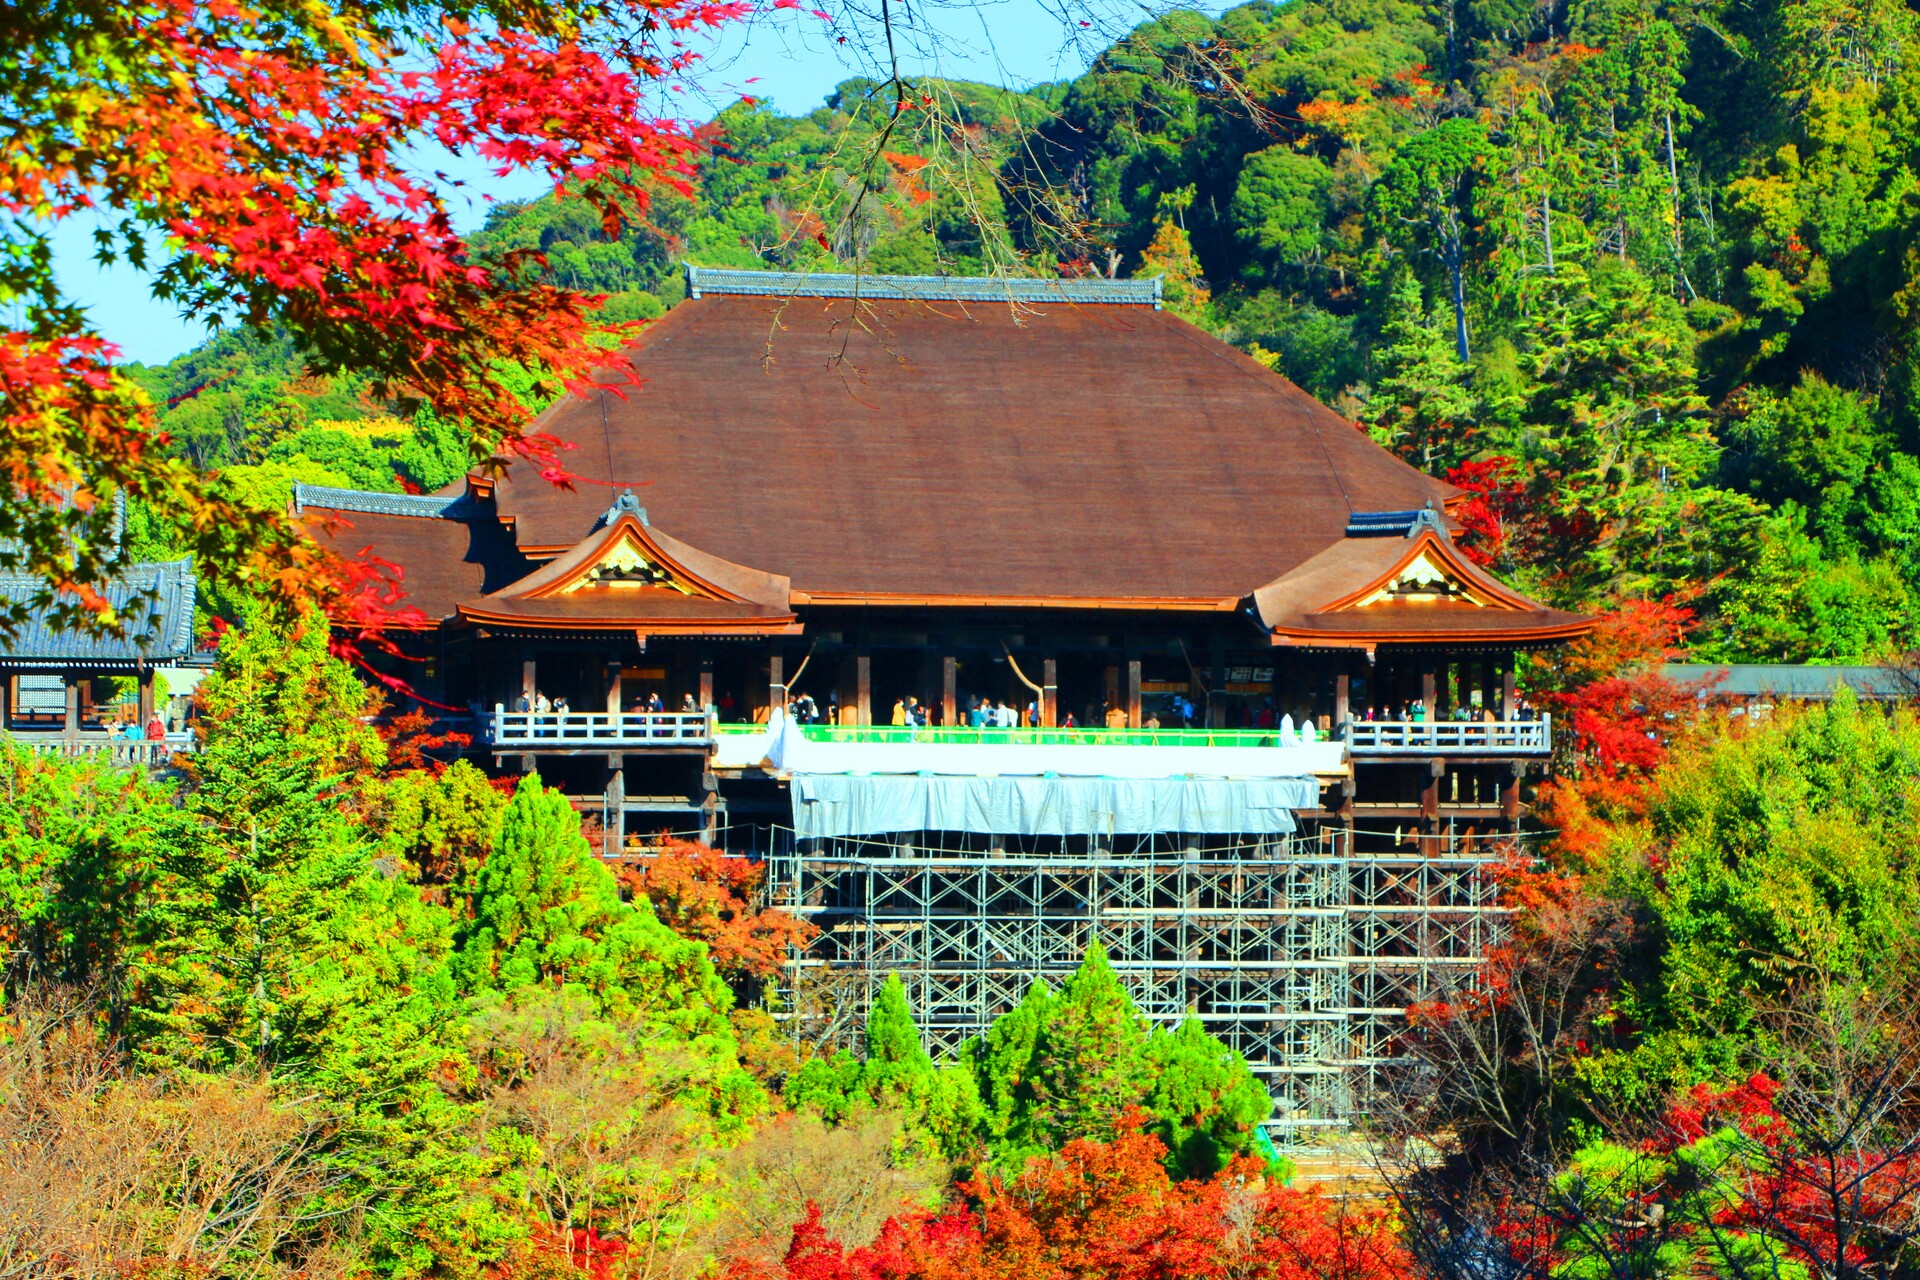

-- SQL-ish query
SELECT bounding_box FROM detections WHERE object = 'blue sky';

[53,0,1170,366]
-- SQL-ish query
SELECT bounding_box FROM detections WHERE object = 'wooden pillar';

[1335,672,1351,728]
[1126,660,1142,729]
[942,656,958,728]
[1103,664,1120,714]
[1421,666,1437,716]
[605,660,623,715]
[699,658,714,712]
[1503,761,1524,826]
[1041,658,1058,728]
[0,670,10,731]
[521,659,537,706]
[856,653,872,726]
[63,672,80,740]
[768,652,785,714]
[1423,757,1443,823]
[604,764,625,857]
[1502,661,1518,718]
[136,665,155,725]
[1209,645,1227,727]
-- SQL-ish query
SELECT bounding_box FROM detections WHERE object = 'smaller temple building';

[0,557,202,760]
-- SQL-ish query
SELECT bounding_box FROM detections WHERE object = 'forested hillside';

[133,0,1920,654]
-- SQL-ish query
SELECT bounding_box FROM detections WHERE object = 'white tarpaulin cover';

[711,711,1346,780]
[789,773,1314,838]
[711,712,1334,838]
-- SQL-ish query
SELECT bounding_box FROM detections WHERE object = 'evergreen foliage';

[790,943,1271,1178]
[455,774,737,1038]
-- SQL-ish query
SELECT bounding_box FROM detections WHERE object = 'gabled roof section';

[456,491,798,634]
[0,559,197,667]
[685,265,1162,308]
[1253,511,1590,646]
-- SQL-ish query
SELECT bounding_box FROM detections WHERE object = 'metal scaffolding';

[761,822,1510,1144]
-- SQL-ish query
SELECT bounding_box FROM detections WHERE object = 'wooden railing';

[7,732,197,763]
[488,706,715,749]
[1341,716,1551,755]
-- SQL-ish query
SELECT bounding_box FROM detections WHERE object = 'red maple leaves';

[3,0,764,636]
[732,1123,1413,1280]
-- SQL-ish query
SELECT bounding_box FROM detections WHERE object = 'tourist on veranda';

[145,714,167,742]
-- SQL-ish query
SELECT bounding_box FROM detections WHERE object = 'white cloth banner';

[789,773,1314,838]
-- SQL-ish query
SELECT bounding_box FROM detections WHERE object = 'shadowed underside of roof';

[0,560,197,665]
[485,289,1459,602]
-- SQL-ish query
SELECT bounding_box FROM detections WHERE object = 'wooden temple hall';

[304,268,1590,1136]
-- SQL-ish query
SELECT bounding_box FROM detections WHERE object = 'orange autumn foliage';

[732,1122,1414,1280]
[619,837,815,979]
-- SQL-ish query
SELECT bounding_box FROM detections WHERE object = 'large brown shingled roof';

[484,278,1460,605]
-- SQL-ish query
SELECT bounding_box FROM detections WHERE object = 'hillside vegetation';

[138,0,1920,660]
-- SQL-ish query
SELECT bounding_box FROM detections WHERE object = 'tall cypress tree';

[455,774,735,1035]
[129,617,455,1088]
[1029,939,1152,1144]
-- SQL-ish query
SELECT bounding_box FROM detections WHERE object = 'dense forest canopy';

[132,0,1920,663]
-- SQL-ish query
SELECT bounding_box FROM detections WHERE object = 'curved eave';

[454,603,802,635]
[793,591,1244,611]
[1269,617,1595,647]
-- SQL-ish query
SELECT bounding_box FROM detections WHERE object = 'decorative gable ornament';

[563,529,696,595]
[1355,548,1489,607]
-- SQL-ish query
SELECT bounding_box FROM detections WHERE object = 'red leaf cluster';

[618,836,816,979]
[731,1124,1414,1280]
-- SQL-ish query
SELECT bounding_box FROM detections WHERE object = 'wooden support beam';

[1041,658,1057,728]
[136,665,155,726]
[0,671,11,731]
[768,653,785,714]
[63,673,80,740]
[604,764,625,857]
[698,659,713,712]
[1421,667,1437,718]
[606,660,623,715]
[942,656,957,728]
[1503,760,1524,826]
[521,659,537,707]
[1126,659,1142,728]
[1422,757,1443,823]
[1502,663,1518,719]
[856,654,872,727]
[1103,664,1119,714]
[1335,673,1350,728]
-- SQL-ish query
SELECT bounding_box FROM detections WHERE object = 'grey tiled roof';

[1662,664,1913,700]
[684,265,1164,308]
[0,559,197,665]
[292,484,488,519]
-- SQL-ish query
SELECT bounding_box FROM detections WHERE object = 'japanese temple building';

[298,267,1590,1136]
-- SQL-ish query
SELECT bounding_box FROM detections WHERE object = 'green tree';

[0,742,184,997]
[1369,118,1491,361]
[1367,269,1479,472]
[1029,940,1152,1144]
[1588,692,1920,1099]
[1231,146,1334,285]
[455,775,735,1036]
[1521,263,1760,601]
[1709,506,1913,661]
[784,974,983,1161]
[1145,1016,1275,1178]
